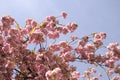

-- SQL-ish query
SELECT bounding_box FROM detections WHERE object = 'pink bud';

[61,11,67,19]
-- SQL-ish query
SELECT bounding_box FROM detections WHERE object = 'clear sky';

[0,0,120,80]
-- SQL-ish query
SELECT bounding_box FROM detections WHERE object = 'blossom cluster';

[0,12,119,80]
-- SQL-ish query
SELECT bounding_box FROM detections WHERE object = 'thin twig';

[97,64,111,80]
[14,68,25,76]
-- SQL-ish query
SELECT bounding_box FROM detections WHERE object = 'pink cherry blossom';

[112,76,120,80]
[75,45,85,54]
[31,19,37,27]
[0,21,3,30]
[66,22,78,32]
[61,51,75,62]
[107,42,119,51]
[106,59,115,68]
[40,28,48,35]
[26,18,33,25]
[71,71,80,80]
[62,27,69,34]
[85,44,95,52]
[29,31,45,44]
[91,68,96,73]
[114,64,120,74]
[2,15,14,26]
[91,77,98,80]
[0,12,119,80]
[0,35,4,44]
[58,41,68,48]
[100,32,106,39]
[47,31,59,39]
[78,40,86,46]
[2,43,10,53]
[94,39,103,48]
[61,11,67,19]
[56,26,63,33]
[49,44,60,52]
[94,33,101,40]
[71,35,78,41]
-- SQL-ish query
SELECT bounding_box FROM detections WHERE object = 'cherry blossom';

[0,12,119,80]
[61,11,67,19]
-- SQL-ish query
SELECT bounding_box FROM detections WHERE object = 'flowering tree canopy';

[0,12,120,80]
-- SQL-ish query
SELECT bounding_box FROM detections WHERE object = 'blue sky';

[0,0,120,80]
